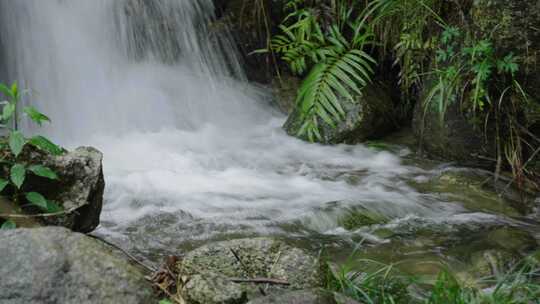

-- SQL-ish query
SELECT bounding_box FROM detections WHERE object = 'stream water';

[1,0,538,280]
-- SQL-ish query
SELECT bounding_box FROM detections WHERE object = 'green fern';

[268,0,377,142]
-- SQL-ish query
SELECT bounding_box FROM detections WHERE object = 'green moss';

[338,207,388,231]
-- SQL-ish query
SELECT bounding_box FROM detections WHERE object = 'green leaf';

[23,106,51,126]
[1,220,16,230]
[2,102,15,121]
[0,83,14,100]
[0,178,9,192]
[25,192,48,210]
[10,164,26,189]
[10,82,18,100]
[8,131,26,157]
[45,200,63,213]
[28,165,58,180]
[28,136,63,155]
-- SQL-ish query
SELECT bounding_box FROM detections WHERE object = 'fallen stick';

[229,278,290,285]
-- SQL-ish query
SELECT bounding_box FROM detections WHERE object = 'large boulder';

[412,101,496,164]
[284,81,397,144]
[0,227,156,304]
[178,238,322,304]
[2,146,105,233]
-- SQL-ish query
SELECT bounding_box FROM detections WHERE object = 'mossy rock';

[414,170,522,216]
[284,82,397,144]
[182,271,247,304]
[178,238,322,302]
[487,227,537,252]
[271,73,301,114]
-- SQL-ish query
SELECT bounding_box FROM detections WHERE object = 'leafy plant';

[326,259,413,304]
[265,0,376,142]
[359,0,445,94]
[415,24,525,126]
[326,258,540,304]
[0,82,64,229]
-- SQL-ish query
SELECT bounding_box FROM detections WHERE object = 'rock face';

[413,0,540,163]
[22,146,105,233]
[246,289,361,304]
[284,82,397,144]
[214,0,286,84]
[412,101,496,164]
[0,227,156,304]
[178,238,322,304]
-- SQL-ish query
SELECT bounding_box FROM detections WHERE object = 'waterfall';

[0,0,470,255]
[0,0,270,142]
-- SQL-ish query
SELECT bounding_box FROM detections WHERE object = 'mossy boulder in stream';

[178,238,322,303]
[284,82,397,144]
[0,227,156,304]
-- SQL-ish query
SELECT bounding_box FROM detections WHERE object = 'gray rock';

[0,227,156,304]
[182,271,247,304]
[246,289,361,304]
[412,100,496,165]
[178,238,322,302]
[23,146,105,233]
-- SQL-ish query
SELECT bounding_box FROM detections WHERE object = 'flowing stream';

[1,0,538,276]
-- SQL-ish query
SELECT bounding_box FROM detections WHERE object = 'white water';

[0,0,499,252]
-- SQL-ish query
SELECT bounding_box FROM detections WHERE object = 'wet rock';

[412,100,496,165]
[380,213,507,240]
[284,81,397,144]
[487,227,537,252]
[469,249,519,278]
[0,227,156,304]
[412,170,522,216]
[178,238,322,302]
[5,146,104,233]
[271,73,301,114]
[246,289,360,304]
[339,207,388,231]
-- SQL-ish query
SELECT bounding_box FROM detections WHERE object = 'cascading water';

[0,0,531,265]
[0,0,268,139]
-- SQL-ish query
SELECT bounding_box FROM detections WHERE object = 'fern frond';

[296,48,376,141]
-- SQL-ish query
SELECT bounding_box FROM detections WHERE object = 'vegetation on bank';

[326,257,540,304]
[254,0,539,191]
[0,83,64,229]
